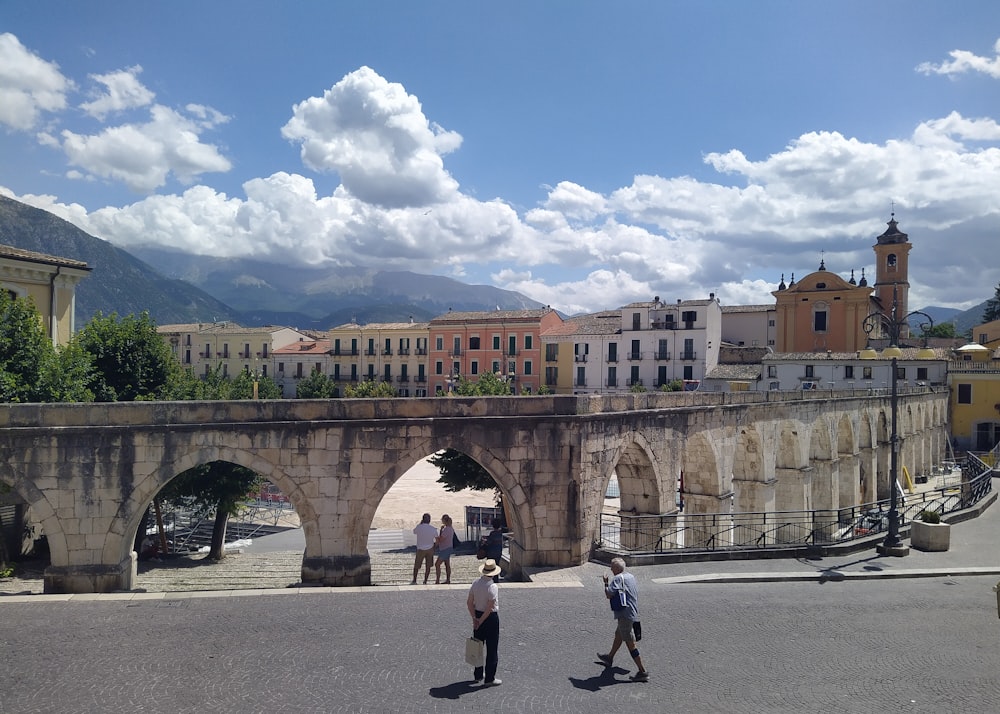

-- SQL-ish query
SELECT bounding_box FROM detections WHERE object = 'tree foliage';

[157,461,263,560]
[983,282,1000,324]
[0,292,55,403]
[296,369,338,398]
[75,311,175,401]
[921,322,957,339]
[344,379,396,397]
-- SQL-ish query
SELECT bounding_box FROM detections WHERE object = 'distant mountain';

[0,195,241,326]
[127,247,546,328]
[918,302,989,337]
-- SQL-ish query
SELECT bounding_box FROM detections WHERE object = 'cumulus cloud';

[80,66,155,119]
[917,38,1000,79]
[281,67,462,208]
[0,33,72,130]
[60,104,232,193]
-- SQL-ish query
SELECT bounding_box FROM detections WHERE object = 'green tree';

[344,379,396,397]
[0,292,56,403]
[76,311,175,401]
[296,369,337,398]
[921,322,957,339]
[983,282,1000,323]
[659,379,683,392]
[157,461,263,560]
[36,341,96,402]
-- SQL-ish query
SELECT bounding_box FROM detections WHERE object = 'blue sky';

[2,2,999,315]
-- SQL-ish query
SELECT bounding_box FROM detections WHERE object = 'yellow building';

[326,320,431,397]
[0,243,90,346]
[948,356,1000,452]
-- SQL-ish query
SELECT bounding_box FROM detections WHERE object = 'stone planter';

[910,520,951,552]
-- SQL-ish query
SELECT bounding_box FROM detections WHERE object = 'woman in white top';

[466,558,502,686]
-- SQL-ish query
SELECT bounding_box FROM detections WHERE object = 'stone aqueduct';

[0,389,948,593]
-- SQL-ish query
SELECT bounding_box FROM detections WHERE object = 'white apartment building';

[720,304,777,349]
[158,322,313,382]
[703,347,949,392]
[544,296,723,394]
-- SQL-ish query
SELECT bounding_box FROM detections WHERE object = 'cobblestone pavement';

[2,568,1000,713]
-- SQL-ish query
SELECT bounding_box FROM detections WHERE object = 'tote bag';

[465,637,485,667]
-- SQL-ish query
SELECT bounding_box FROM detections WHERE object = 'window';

[958,384,972,404]
[545,344,558,361]
[575,366,586,387]
[917,367,928,381]
[244,342,250,358]
[524,334,533,350]
[453,337,461,355]
[435,336,443,350]
[632,313,641,330]
[682,310,697,323]
[767,366,777,378]
[896,367,905,380]
[469,336,481,350]
[492,360,501,373]
[979,333,988,344]
[508,335,517,355]
[657,365,667,386]
[805,365,814,378]
[493,335,501,350]
[435,361,443,375]
[295,363,302,378]
[813,305,828,332]
[471,361,479,375]
[683,365,693,380]
[607,366,617,387]
[524,361,532,376]
[384,364,391,381]
[845,365,854,379]
[545,367,558,386]
[768,319,775,327]
[608,343,618,362]
[863,366,872,380]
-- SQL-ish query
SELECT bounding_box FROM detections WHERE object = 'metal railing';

[597,454,992,555]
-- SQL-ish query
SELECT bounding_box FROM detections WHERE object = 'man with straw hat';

[467,558,502,686]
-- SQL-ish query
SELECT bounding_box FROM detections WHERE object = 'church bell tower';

[872,212,911,337]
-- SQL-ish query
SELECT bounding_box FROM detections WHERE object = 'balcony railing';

[398,348,410,356]
[680,351,697,361]
[365,349,377,356]
[655,351,671,360]
[398,375,409,382]
[628,378,643,387]
[627,352,642,361]
[415,348,427,355]
[574,355,588,363]
[382,348,393,356]
[415,375,427,383]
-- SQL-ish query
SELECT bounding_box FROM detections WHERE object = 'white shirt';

[413,522,438,550]
[469,576,499,614]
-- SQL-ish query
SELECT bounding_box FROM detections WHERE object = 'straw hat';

[478,558,501,577]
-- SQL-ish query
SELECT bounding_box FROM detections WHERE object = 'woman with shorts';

[434,514,456,584]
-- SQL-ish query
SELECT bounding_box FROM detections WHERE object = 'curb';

[653,566,1000,585]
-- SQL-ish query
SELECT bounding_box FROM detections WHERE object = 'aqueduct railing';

[598,453,993,556]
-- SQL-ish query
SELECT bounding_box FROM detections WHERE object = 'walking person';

[467,558,502,686]
[434,514,456,584]
[411,513,437,585]
[598,557,649,681]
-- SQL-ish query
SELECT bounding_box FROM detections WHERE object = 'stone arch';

[774,419,809,511]
[732,424,774,512]
[366,434,539,572]
[858,409,875,503]
[115,444,306,566]
[835,412,860,507]
[808,415,836,510]
[0,470,60,564]
[681,430,725,515]
[607,432,664,516]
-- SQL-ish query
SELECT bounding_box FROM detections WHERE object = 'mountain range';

[0,195,543,329]
[0,195,992,335]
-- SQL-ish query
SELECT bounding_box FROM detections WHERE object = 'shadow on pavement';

[428,680,490,699]
[568,664,633,692]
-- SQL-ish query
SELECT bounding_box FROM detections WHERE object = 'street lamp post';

[861,286,935,557]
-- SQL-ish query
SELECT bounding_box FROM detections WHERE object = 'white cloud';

[0,33,72,131]
[59,104,232,193]
[281,66,462,208]
[917,38,1000,79]
[80,66,155,119]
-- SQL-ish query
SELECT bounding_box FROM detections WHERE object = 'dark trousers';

[473,611,500,683]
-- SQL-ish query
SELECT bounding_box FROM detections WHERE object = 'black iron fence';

[598,454,993,555]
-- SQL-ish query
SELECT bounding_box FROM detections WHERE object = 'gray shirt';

[606,571,640,622]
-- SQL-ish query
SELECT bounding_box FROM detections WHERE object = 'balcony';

[382,348,393,356]
[398,348,410,356]
[398,375,409,383]
[574,355,588,363]
[415,348,427,355]
[628,378,643,387]
[415,375,427,383]
[606,379,618,387]
[348,375,359,382]
[654,351,671,360]
[627,352,642,361]
[365,349,377,356]
[680,351,697,361]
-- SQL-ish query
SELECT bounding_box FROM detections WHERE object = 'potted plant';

[910,509,950,551]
